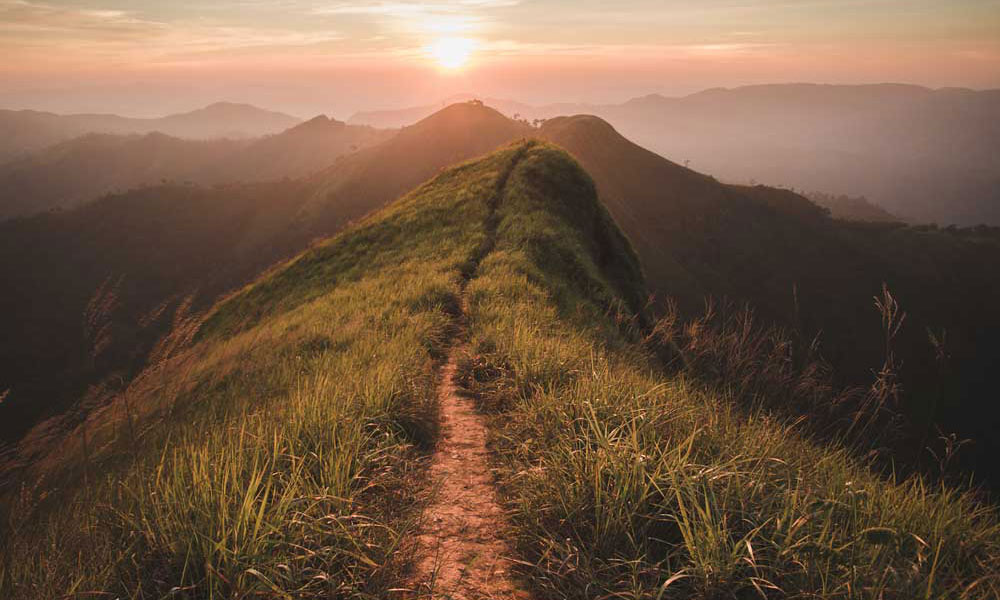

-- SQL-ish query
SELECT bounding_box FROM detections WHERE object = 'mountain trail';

[405,345,532,599]
[404,147,533,599]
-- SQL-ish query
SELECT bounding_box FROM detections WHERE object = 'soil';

[406,350,532,600]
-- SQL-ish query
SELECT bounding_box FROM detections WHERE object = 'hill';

[806,191,901,223]
[0,102,527,450]
[539,114,1000,485]
[352,85,1000,226]
[595,85,1000,226]
[0,117,390,220]
[0,102,300,163]
[0,134,248,219]
[3,141,998,598]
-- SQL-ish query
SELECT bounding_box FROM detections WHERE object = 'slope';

[0,101,527,453]
[0,141,530,598]
[540,114,1000,487]
[3,140,998,599]
[586,85,1000,226]
[454,143,999,598]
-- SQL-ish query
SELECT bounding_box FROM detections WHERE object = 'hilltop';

[350,85,1000,225]
[3,140,998,598]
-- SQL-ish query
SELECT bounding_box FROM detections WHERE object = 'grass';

[0,144,528,598]
[2,139,998,598]
[457,143,1000,598]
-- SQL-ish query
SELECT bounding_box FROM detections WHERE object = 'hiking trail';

[405,148,533,599]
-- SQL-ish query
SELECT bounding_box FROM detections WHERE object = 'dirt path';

[404,147,532,599]
[406,347,532,600]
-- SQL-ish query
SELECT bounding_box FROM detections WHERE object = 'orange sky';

[2,0,998,117]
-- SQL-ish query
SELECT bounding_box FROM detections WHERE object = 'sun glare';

[428,37,476,70]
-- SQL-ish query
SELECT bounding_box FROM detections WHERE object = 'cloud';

[0,0,342,65]
[312,1,519,16]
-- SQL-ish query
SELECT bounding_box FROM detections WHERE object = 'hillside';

[0,102,300,163]
[0,102,527,450]
[0,117,389,220]
[601,85,1000,226]
[3,141,998,598]
[539,114,1000,486]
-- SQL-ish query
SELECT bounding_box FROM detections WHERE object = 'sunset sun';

[428,37,476,70]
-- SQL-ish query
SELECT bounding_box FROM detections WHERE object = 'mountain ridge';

[0,102,301,163]
[3,139,998,598]
[349,85,1000,225]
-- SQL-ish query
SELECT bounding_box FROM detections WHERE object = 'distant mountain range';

[350,84,1000,226]
[0,102,300,163]
[0,115,390,220]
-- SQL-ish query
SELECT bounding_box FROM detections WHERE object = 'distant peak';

[410,101,515,129]
[540,114,620,137]
[189,102,289,117]
[288,115,345,133]
[202,101,259,110]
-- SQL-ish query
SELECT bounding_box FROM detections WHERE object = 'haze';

[2,0,999,118]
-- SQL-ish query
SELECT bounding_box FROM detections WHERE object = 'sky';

[1,0,999,118]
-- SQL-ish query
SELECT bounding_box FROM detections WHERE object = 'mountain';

[0,117,390,220]
[0,102,300,163]
[200,115,394,184]
[302,101,530,235]
[352,85,1000,226]
[595,85,1000,226]
[4,141,997,599]
[347,94,541,129]
[806,191,901,223]
[0,134,249,219]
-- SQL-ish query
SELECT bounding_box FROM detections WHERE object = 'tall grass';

[0,144,529,598]
[3,139,997,598]
[459,143,1000,598]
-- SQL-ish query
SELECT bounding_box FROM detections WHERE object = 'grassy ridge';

[459,144,1000,598]
[2,139,997,598]
[0,145,527,598]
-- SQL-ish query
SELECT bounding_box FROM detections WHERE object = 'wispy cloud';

[0,0,342,65]
[312,1,519,15]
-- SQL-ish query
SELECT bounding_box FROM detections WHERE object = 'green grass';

[3,140,998,599]
[458,143,1000,598]
[0,144,528,598]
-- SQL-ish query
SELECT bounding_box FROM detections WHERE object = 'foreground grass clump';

[0,145,528,598]
[460,144,1000,598]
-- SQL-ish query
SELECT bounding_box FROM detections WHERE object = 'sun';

[427,37,476,70]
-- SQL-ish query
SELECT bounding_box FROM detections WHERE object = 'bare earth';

[407,351,532,600]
